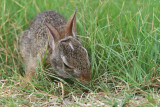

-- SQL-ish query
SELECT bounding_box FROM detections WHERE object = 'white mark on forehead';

[59,36,73,42]
[69,42,74,50]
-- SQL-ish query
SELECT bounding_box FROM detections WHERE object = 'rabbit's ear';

[46,23,60,49]
[65,10,77,37]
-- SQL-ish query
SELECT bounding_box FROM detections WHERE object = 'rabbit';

[20,10,91,83]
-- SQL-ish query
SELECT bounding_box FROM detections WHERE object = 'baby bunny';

[20,10,91,83]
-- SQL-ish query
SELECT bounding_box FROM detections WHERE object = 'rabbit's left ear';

[46,23,60,49]
[65,10,77,37]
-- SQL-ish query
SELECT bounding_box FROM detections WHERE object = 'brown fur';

[20,10,91,83]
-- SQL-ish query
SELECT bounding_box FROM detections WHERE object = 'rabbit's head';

[46,10,91,83]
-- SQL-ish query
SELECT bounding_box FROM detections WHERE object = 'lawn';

[0,0,160,106]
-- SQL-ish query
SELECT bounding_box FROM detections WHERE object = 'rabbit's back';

[20,11,67,62]
[28,10,67,34]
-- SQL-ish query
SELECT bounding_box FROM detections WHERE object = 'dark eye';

[64,63,72,69]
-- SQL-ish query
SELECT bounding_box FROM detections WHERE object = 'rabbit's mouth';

[76,71,91,83]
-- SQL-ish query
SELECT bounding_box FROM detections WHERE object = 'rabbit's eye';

[63,63,72,69]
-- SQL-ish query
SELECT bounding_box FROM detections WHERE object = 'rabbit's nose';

[77,71,91,84]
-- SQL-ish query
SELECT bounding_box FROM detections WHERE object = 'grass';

[0,0,160,106]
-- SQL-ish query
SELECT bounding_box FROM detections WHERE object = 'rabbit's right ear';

[46,23,60,49]
[65,10,77,37]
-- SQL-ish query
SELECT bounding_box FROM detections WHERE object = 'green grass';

[0,0,160,106]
